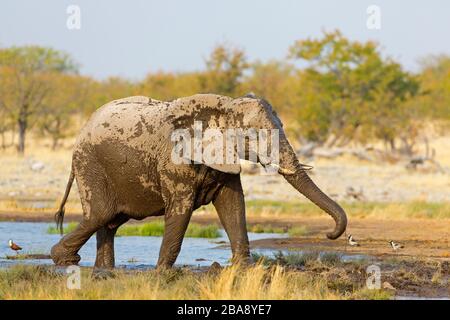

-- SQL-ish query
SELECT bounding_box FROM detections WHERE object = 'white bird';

[347,234,360,246]
[8,239,22,253]
[389,241,404,251]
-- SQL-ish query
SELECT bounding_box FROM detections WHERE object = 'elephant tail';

[54,168,75,236]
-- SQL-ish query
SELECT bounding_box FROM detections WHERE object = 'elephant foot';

[231,253,252,266]
[91,268,115,280]
[156,263,173,271]
[50,244,81,266]
[156,256,176,271]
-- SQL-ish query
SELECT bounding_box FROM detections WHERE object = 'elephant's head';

[231,96,347,239]
[175,94,347,239]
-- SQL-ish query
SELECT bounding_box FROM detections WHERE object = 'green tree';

[139,71,202,100]
[0,46,77,154]
[0,103,15,149]
[201,44,249,96]
[84,77,136,115]
[242,60,298,115]
[37,74,91,149]
[417,55,450,121]
[289,30,420,149]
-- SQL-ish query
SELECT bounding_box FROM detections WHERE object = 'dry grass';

[242,200,450,219]
[0,264,391,300]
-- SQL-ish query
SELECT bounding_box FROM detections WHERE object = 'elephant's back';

[79,96,172,147]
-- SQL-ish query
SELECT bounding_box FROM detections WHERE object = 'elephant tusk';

[266,163,296,175]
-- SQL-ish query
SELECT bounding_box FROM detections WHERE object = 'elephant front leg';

[213,174,250,264]
[156,193,195,269]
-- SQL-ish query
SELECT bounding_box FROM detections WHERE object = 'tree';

[82,77,136,115]
[242,60,298,114]
[201,44,249,96]
[417,55,450,121]
[37,74,90,149]
[0,46,77,154]
[0,103,14,149]
[289,30,420,149]
[139,71,202,100]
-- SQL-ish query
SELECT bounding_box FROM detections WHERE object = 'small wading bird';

[8,239,22,254]
[347,234,360,246]
[389,240,404,251]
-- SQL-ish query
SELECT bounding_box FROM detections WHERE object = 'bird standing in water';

[8,239,22,254]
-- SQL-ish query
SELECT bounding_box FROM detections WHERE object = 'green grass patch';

[116,221,221,238]
[320,252,343,266]
[47,220,221,238]
[252,251,322,267]
[47,222,78,234]
[252,251,345,268]
[288,226,308,237]
[247,224,285,234]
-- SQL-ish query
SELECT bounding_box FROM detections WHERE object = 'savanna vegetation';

[0,262,391,300]
[1,254,446,300]
[0,30,449,156]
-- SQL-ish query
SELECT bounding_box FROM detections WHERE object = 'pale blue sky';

[1,0,449,79]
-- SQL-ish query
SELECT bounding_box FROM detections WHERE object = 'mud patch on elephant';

[128,121,144,141]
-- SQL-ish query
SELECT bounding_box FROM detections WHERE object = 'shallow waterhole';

[0,222,291,269]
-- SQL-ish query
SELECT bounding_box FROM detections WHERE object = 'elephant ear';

[178,124,241,174]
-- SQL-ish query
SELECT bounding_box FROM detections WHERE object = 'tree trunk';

[389,138,396,152]
[11,126,16,146]
[1,132,5,149]
[52,136,59,150]
[17,118,27,155]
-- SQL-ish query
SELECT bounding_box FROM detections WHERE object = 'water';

[0,222,287,269]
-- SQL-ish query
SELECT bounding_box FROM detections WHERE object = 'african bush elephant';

[51,94,347,270]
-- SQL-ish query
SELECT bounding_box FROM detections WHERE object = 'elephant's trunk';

[277,139,347,239]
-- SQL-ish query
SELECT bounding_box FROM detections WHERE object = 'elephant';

[50,93,347,270]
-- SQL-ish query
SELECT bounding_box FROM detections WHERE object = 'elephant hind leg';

[51,158,118,266]
[95,213,129,269]
[51,219,102,266]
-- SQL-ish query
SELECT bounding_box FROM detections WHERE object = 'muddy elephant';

[51,94,347,270]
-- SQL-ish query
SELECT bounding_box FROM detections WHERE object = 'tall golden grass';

[0,264,391,300]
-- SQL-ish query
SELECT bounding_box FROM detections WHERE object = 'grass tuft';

[46,220,221,238]
[47,220,221,238]
[247,224,285,234]
[288,226,308,237]
[116,221,221,238]
[47,222,78,234]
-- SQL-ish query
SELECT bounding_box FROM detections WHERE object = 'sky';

[1,0,449,80]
